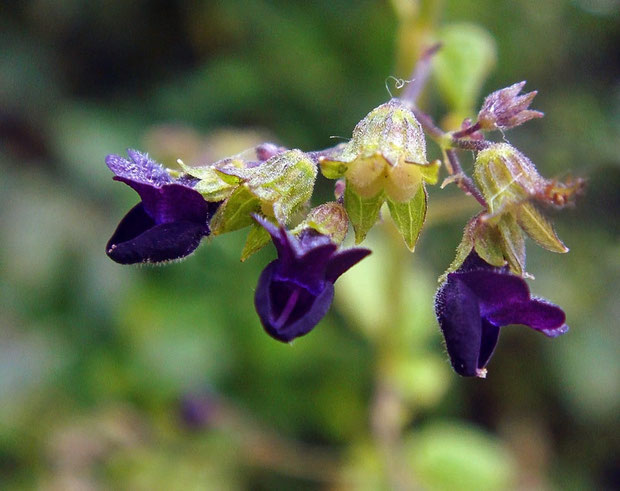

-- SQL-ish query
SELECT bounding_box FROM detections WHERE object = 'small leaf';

[496,213,526,275]
[319,158,348,179]
[386,185,427,251]
[517,202,568,253]
[240,222,272,261]
[433,23,497,113]
[344,184,384,244]
[209,186,260,235]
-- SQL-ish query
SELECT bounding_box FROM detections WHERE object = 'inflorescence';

[105,53,583,378]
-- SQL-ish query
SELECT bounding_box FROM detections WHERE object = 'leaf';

[497,213,526,275]
[209,186,260,235]
[433,23,497,113]
[517,202,568,253]
[386,185,427,251]
[344,184,384,244]
[240,222,272,261]
[404,423,517,491]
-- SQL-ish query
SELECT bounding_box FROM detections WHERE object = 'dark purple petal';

[454,269,530,317]
[114,180,209,225]
[326,247,372,283]
[106,203,208,264]
[436,251,569,377]
[106,150,172,186]
[486,297,568,337]
[478,319,500,372]
[435,276,486,377]
[255,261,335,342]
[253,215,295,264]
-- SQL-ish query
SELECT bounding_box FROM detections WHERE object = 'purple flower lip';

[106,150,218,264]
[435,252,568,377]
[253,215,370,343]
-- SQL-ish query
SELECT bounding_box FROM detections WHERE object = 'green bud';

[474,143,569,256]
[474,143,544,217]
[299,202,350,245]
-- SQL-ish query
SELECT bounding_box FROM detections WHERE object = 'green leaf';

[433,23,497,113]
[240,222,272,261]
[386,185,427,251]
[517,202,568,253]
[209,186,260,235]
[405,422,517,491]
[344,185,384,244]
[497,213,526,275]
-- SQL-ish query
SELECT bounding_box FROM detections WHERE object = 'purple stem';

[400,43,442,106]
[452,121,482,139]
[445,149,487,208]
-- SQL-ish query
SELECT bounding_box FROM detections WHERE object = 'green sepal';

[177,160,237,201]
[497,213,526,275]
[240,222,272,262]
[344,184,384,244]
[231,149,317,223]
[209,186,261,235]
[473,221,506,267]
[386,185,427,252]
[433,23,497,114]
[417,159,441,186]
[517,202,568,253]
[319,158,348,180]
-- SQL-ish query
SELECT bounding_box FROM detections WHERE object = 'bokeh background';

[1,0,618,489]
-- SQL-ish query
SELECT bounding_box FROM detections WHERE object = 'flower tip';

[475,368,488,379]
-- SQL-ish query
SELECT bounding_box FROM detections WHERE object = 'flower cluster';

[104,64,580,378]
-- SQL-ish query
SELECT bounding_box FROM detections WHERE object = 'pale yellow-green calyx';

[320,98,438,203]
[473,143,568,258]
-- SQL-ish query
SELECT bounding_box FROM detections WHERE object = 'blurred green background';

[1,0,618,489]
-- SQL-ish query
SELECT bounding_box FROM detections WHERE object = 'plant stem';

[444,149,487,207]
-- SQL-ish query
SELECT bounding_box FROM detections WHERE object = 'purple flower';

[254,216,371,342]
[106,149,218,264]
[435,253,568,377]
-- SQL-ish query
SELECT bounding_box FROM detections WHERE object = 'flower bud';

[300,202,350,245]
[477,81,543,130]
